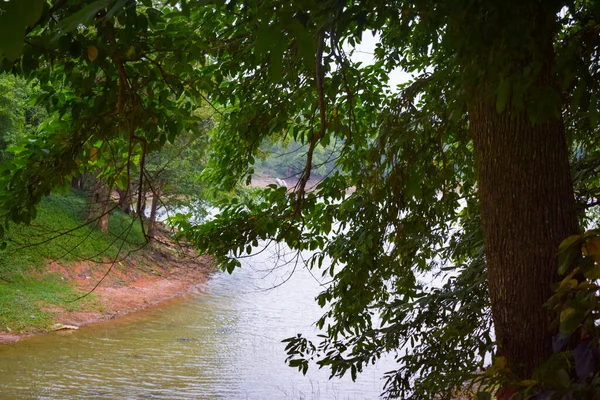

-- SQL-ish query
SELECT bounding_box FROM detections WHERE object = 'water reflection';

[0,245,392,399]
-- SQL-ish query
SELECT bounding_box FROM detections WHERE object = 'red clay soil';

[0,232,215,344]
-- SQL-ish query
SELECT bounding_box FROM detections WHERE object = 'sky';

[349,32,412,90]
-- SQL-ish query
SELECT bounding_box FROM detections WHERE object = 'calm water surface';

[0,246,393,399]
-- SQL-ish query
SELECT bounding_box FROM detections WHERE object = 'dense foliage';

[0,0,209,227]
[1,0,600,398]
[0,74,46,160]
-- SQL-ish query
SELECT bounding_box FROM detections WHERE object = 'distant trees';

[254,140,340,182]
[144,123,210,239]
[0,74,45,160]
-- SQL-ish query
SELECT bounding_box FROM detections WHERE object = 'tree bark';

[98,184,110,233]
[147,187,161,240]
[116,188,131,214]
[87,176,111,233]
[470,66,579,377]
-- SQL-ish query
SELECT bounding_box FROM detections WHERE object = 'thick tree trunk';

[470,66,579,376]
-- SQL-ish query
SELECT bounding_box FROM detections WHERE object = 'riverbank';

[0,192,215,344]
[0,233,214,344]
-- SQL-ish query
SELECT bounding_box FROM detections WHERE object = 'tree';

[144,124,210,239]
[1,0,600,398]
[0,0,208,233]
[176,1,599,397]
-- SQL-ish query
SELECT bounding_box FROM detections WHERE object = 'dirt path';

[0,233,215,344]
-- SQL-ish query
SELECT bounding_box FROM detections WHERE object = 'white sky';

[349,32,412,90]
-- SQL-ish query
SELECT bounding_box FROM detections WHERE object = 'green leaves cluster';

[0,0,45,61]
[0,0,210,227]
[481,232,600,399]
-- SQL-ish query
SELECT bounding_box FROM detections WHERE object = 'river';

[0,244,394,399]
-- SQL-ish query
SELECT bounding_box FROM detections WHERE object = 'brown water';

[0,247,392,399]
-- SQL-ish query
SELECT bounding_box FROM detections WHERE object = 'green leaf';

[559,306,585,338]
[23,0,45,27]
[560,234,582,251]
[571,82,585,109]
[269,50,283,83]
[0,0,27,61]
[254,21,272,58]
[53,0,113,40]
[558,235,582,275]
[554,369,571,389]
[289,18,316,70]
[496,79,511,113]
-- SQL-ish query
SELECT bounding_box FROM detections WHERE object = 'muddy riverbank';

[0,232,214,344]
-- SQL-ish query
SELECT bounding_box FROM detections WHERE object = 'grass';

[0,189,147,332]
[0,274,100,332]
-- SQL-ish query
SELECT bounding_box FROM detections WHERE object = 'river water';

[0,245,393,399]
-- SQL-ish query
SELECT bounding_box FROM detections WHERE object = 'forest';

[1,0,600,399]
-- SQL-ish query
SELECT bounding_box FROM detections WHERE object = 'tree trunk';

[470,65,579,377]
[79,169,88,190]
[87,176,111,233]
[98,184,110,233]
[147,187,161,240]
[116,188,131,214]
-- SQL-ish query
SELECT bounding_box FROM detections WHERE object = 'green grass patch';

[0,189,146,278]
[0,274,98,332]
[0,189,146,332]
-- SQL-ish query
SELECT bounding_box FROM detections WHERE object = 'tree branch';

[294,28,327,215]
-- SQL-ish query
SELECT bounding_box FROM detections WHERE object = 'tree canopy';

[1,0,600,398]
